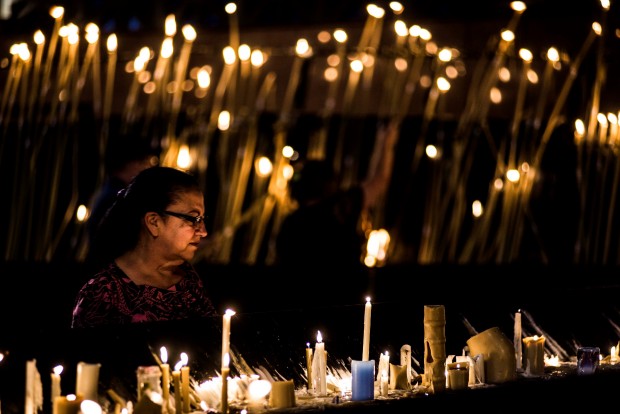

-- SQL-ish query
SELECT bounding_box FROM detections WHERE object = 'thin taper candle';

[362,297,372,361]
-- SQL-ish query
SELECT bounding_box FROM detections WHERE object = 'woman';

[71,166,217,328]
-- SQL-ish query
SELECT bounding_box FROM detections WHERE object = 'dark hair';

[89,166,203,267]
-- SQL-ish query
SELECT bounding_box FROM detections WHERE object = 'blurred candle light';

[51,365,63,405]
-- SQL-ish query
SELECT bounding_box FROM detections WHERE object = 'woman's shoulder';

[80,262,126,290]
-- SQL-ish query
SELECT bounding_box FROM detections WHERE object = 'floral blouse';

[71,261,217,328]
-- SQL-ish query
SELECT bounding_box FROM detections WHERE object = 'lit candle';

[221,352,230,414]
[362,297,372,361]
[51,365,63,405]
[514,310,522,370]
[53,394,83,414]
[351,359,375,401]
[76,362,101,402]
[305,342,313,391]
[180,354,190,413]
[377,351,389,381]
[611,346,617,364]
[448,364,469,390]
[522,335,545,376]
[380,371,389,397]
[160,347,170,413]
[221,309,235,414]
[222,309,235,369]
[312,331,327,395]
[172,358,184,414]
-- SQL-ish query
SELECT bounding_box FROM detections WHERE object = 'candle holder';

[577,346,600,375]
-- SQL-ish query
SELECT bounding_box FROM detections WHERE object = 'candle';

[362,297,372,361]
[221,352,230,414]
[577,346,600,375]
[181,362,190,413]
[377,351,389,381]
[312,331,327,395]
[514,310,522,370]
[76,362,101,402]
[448,364,469,390]
[220,308,236,412]
[400,345,412,383]
[351,359,375,401]
[269,379,296,409]
[380,371,389,397]
[51,365,63,405]
[53,394,83,414]
[222,309,235,369]
[172,367,182,414]
[25,359,40,414]
[160,347,170,413]
[522,335,545,376]
[611,345,618,364]
[305,342,313,391]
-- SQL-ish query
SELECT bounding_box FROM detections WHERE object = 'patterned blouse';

[71,261,217,328]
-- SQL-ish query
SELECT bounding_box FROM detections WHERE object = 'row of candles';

[27,301,620,414]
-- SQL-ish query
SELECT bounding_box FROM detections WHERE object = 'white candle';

[514,310,522,370]
[362,297,372,361]
[313,331,327,395]
[221,353,230,414]
[160,347,170,413]
[51,365,63,405]
[400,345,412,383]
[377,351,389,381]
[221,307,236,413]
[222,309,236,370]
[76,362,101,402]
[380,371,389,396]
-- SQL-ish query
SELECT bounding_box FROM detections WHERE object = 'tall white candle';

[222,309,236,369]
[51,365,63,405]
[76,362,101,401]
[362,297,372,361]
[313,331,327,395]
[221,310,235,414]
[514,310,522,370]
[221,353,230,414]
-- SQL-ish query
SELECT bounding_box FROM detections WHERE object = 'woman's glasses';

[160,210,206,229]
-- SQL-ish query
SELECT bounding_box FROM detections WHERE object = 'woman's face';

[156,190,207,263]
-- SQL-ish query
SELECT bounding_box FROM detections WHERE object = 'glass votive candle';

[577,346,600,375]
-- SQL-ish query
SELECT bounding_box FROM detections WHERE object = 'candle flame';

[365,296,371,303]
[225,2,237,14]
[34,30,45,45]
[164,14,176,36]
[53,365,63,375]
[106,34,117,52]
[50,6,64,19]
[160,346,168,364]
[317,331,323,343]
[225,308,236,317]
[182,24,196,42]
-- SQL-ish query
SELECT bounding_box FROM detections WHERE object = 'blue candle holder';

[351,360,375,401]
